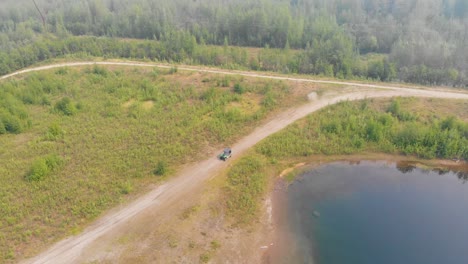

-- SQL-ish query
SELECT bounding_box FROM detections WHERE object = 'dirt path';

[2,61,467,95]
[4,61,466,264]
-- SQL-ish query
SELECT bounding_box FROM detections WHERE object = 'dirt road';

[5,61,466,264]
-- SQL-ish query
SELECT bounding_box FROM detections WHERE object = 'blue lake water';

[286,161,468,264]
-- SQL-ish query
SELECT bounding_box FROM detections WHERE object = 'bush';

[45,123,64,141]
[119,182,133,195]
[0,120,5,134]
[394,123,424,148]
[387,99,415,121]
[2,115,23,134]
[44,155,63,171]
[26,155,63,181]
[262,92,277,108]
[233,83,245,94]
[219,76,230,87]
[55,97,77,116]
[366,120,383,142]
[91,65,108,76]
[55,67,69,75]
[440,116,457,130]
[200,253,211,263]
[40,96,51,106]
[168,66,178,74]
[153,161,168,176]
[26,159,49,181]
[210,240,221,250]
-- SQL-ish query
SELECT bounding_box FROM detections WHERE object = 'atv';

[218,148,232,161]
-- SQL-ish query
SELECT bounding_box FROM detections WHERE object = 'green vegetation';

[153,161,168,176]
[233,83,245,94]
[200,252,211,263]
[54,97,78,116]
[258,98,468,159]
[210,240,221,250]
[26,154,63,181]
[225,98,468,223]
[0,66,297,261]
[225,155,268,219]
[0,90,30,134]
[198,240,220,263]
[0,0,466,86]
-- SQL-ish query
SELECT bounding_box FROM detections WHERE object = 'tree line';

[0,35,393,82]
[0,0,467,86]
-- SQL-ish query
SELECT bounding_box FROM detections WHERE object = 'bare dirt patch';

[142,100,154,110]
[279,163,306,178]
[227,93,262,115]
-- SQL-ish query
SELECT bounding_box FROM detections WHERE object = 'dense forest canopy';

[0,0,467,86]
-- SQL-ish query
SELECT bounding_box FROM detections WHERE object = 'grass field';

[0,65,310,261]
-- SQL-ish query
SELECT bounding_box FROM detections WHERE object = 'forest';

[0,0,467,86]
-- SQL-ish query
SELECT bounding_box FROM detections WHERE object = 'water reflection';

[457,171,468,182]
[395,162,416,173]
[395,161,468,183]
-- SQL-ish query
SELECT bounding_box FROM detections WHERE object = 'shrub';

[168,66,178,74]
[55,68,68,75]
[210,240,221,250]
[2,115,22,134]
[92,65,108,76]
[440,116,457,131]
[366,120,383,142]
[262,92,276,108]
[393,123,424,149]
[153,161,168,176]
[0,120,6,134]
[119,182,133,195]
[387,99,415,121]
[219,76,230,87]
[26,159,49,181]
[200,253,211,263]
[379,113,394,126]
[55,97,77,116]
[233,83,245,94]
[26,155,63,181]
[40,96,51,106]
[45,123,64,141]
[44,155,63,171]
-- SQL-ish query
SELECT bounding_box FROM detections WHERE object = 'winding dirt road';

[4,61,467,264]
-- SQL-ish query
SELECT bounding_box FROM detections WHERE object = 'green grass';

[225,154,268,222]
[0,65,298,261]
[225,97,468,224]
[258,98,468,159]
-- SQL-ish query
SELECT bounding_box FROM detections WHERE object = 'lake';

[285,161,468,264]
